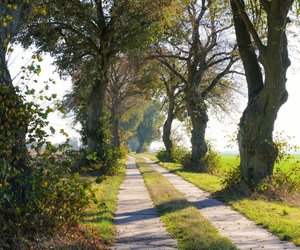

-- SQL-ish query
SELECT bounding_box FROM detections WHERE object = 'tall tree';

[230,0,294,189]
[21,0,175,155]
[153,0,238,169]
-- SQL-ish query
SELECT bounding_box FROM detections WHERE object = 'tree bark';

[111,111,121,148]
[87,59,109,153]
[231,0,292,188]
[162,93,175,156]
[185,87,208,169]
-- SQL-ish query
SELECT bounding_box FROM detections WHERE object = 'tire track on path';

[113,156,177,250]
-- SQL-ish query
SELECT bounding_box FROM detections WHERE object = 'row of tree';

[0,0,297,193]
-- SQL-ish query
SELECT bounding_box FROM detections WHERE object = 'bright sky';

[8,41,300,152]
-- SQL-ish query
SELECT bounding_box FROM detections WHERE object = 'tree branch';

[233,0,266,55]
[201,57,238,98]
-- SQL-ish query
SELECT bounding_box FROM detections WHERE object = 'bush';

[0,74,94,248]
[202,142,222,174]
[0,159,94,249]
[221,165,241,190]
[156,149,172,162]
[181,141,222,173]
[157,143,222,174]
[171,146,191,165]
[81,146,121,176]
[156,146,191,165]
[79,116,122,176]
[257,165,300,201]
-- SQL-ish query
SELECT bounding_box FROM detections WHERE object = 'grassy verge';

[79,160,126,246]
[139,153,222,193]
[136,156,236,250]
[35,160,126,249]
[140,153,300,246]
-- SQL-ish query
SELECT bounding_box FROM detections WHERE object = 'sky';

[8,42,300,153]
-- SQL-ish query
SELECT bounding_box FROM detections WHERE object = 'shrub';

[82,146,121,176]
[156,149,172,162]
[181,141,222,173]
[202,142,222,174]
[171,146,191,166]
[156,146,191,165]
[80,116,122,176]
[0,159,94,249]
[221,165,241,191]
[257,165,300,201]
[0,71,94,248]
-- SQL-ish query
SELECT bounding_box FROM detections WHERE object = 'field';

[220,154,300,172]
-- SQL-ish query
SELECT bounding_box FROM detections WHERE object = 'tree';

[230,0,294,189]
[153,0,238,169]
[107,56,147,149]
[21,0,176,156]
[159,66,185,158]
[136,102,164,153]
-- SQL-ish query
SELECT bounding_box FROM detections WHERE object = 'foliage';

[255,133,300,201]
[257,165,300,202]
[157,146,190,165]
[274,131,300,165]
[252,132,300,201]
[79,115,122,176]
[156,149,172,162]
[0,161,93,248]
[135,101,164,153]
[221,165,241,191]
[202,141,222,174]
[157,141,222,174]
[0,56,93,248]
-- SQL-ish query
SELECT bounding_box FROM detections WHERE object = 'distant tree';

[230,0,295,189]
[136,102,164,153]
[106,56,148,148]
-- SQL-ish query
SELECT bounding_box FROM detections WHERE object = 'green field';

[220,154,300,172]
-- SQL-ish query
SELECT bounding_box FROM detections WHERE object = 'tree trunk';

[136,127,147,153]
[185,88,208,169]
[111,112,121,148]
[163,94,175,156]
[136,137,146,153]
[231,0,292,188]
[87,61,109,153]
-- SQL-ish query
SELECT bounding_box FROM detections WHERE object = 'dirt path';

[113,156,177,250]
[142,156,299,250]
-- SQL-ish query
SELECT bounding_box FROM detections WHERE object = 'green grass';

[80,161,126,245]
[136,156,236,250]
[219,153,300,172]
[226,198,300,246]
[220,154,240,171]
[140,153,300,246]
[139,153,222,193]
